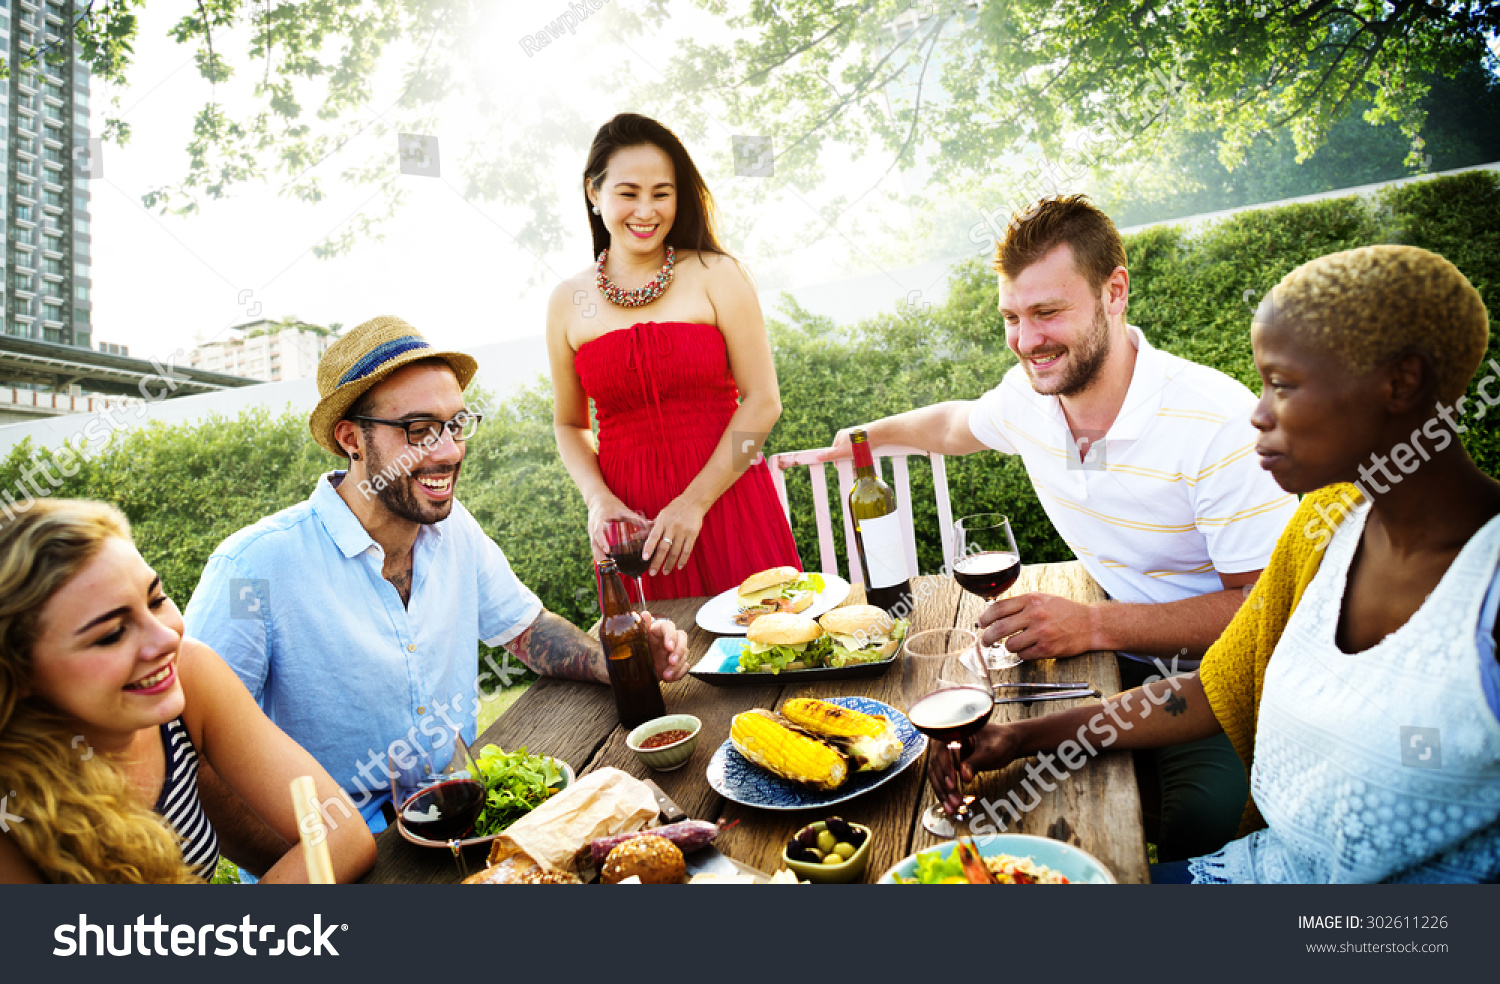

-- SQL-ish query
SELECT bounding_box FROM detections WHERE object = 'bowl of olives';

[782,816,872,884]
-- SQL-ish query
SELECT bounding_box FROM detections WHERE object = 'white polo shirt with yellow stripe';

[967,325,1297,633]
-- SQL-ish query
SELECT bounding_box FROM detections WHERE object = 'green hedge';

[2,170,1496,646]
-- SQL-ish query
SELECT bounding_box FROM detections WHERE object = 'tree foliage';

[18,1,1496,255]
[640,1,1500,186]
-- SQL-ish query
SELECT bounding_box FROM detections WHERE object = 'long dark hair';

[583,114,727,261]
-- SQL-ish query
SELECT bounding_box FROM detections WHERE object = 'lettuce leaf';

[737,635,833,673]
[471,745,564,837]
[827,619,908,667]
[893,850,966,884]
[786,572,825,595]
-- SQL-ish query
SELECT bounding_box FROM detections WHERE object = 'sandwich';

[733,566,826,626]
[817,605,908,667]
[738,613,831,674]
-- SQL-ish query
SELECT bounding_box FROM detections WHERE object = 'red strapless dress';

[574,321,802,601]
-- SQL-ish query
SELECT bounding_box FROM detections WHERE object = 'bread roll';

[601,835,687,885]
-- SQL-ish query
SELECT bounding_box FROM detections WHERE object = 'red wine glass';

[902,627,994,837]
[604,517,652,607]
[390,726,485,875]
[952,513,1023,670]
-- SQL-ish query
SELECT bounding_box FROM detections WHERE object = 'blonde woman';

[0,499,376,883]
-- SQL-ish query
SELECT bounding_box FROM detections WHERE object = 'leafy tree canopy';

[19,1,1498,254]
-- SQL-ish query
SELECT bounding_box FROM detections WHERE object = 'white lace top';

[1189,503,1500,884]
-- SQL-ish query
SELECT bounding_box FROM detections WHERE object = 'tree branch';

[830,11,947,222]
[195,1,218,86]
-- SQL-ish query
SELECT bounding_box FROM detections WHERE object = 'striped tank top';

[153,717,221,880]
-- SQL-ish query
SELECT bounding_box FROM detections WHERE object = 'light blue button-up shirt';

[183,472,542,819]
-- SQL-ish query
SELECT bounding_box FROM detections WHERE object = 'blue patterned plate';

[690,636,900,687]
[706,696,927,810]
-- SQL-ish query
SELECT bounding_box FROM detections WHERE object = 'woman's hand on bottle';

[586,493,651,562]
[638,611,688,682]
[643,495,706,576]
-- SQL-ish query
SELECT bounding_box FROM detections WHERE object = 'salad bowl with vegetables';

[395,743,573,850]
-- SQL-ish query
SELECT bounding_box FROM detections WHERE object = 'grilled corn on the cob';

[782,698,904,773]
[782,698,888,738]
[730,709,849,791]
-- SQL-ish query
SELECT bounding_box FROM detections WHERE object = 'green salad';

[471,744,565,837]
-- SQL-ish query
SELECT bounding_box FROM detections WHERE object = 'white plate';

[693,572,851,635]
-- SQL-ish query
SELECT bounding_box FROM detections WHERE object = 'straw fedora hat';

[309,315,478,457]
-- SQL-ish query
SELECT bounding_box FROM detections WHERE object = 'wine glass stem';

[946,741,971,824]
[634,576,646,610]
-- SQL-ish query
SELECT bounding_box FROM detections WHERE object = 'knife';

[992,689,1099,704]
[992,681,1093,690]
[641,779,765,882]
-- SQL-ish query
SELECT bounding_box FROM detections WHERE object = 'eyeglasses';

[351,412,483,446]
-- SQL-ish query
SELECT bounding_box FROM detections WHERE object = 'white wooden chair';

[765,445,955,587]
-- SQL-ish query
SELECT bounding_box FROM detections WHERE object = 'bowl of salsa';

[626,714,702,772]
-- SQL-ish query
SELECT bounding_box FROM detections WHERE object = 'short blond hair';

[1266,245,1489,404]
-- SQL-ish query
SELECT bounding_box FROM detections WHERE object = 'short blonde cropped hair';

[1266,245,1489,404]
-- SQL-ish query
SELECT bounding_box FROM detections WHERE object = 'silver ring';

[661,537,674,546]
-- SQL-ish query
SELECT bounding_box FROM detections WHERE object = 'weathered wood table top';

[363,562,1149,884]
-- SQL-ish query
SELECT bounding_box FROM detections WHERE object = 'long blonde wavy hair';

[0,499,201,883]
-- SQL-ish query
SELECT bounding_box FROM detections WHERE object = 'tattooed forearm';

[505,611,604,682]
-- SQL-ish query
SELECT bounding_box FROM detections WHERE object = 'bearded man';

[826,196,1296,860]
[183,316,687,848]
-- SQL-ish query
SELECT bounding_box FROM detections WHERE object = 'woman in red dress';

[546,114,802,601]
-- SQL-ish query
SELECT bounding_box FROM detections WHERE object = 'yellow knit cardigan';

[1198,483,1362,835]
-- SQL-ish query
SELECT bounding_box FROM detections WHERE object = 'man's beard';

[1022,302,1112,397]
[366,443,460,524]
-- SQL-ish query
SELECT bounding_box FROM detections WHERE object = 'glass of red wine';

[903,627,995,837]
[604,517,653,607]
[952,513,1023,670]
[390,726,485,875]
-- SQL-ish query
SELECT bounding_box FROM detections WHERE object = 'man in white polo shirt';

[826,195,1297,860]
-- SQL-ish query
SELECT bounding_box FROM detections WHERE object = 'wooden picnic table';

[363,562,1149,884]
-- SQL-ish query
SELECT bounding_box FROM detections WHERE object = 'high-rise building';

[189,320,340,382]
[1,0,91,350]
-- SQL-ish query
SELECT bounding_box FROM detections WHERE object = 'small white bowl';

[626,715,702,771]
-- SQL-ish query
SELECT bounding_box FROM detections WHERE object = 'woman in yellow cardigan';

[934,245,1500,883]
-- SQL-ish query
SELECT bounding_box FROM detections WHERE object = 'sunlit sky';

[87,1,932,367]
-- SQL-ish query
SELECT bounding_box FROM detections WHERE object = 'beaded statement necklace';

[595,246,675,308]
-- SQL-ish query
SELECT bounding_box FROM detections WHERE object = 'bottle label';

[857,513,909,588]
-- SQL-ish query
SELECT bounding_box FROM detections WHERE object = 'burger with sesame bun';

[818,605,908,667]
[739,613,831,674]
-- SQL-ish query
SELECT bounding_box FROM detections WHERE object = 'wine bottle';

[847,429,912,616]
[596,558,667,728]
